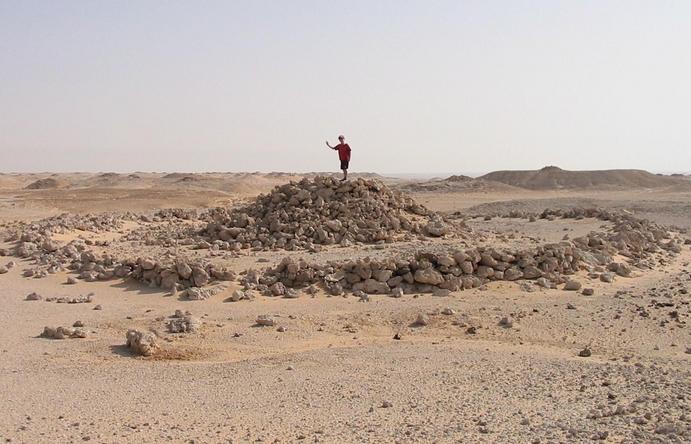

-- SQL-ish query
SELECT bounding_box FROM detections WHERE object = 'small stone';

[66,277,78,285]
[73,320,84,328]
[255,315,275,327]
[93,304,102,310]
[393,333,401,340]
[414,313,429,326]
[25,292,42,301]
[354,290,369,302]
[564,280,582,291]
[498,316,513,328]
[381,400,393,408]
[582,288,594,296]
[578,346,592,357]
[536,277,552,288]
[441,307,455,315]
[284,288,300,299]
[390,287,404,298]
[600,272,615,283]
[227,290,244,302]
[277,325,287,332]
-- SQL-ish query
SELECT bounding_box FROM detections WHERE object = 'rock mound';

[480,166,682,190]
[204,176,456,250]
[25,178,61,190]
[257,208,683,294]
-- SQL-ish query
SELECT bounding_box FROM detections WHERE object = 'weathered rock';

[582,288,594,296]
[432,288,451,297]
[413,313,429,326]
[521,266,541,279]
[503,267,523,281]
[255,315,275,326]
[229,289,245,302]
[270,282,286,296]
[578,346,592,357]
[284,288,300,299]
[608,262,632,277]
[25,292,42,301]
[159,270,179,291]
[176,261,193,279]
[167,316,201,333]
[126,330,159,356]
[600,272,615,283]
[191,266,210,287]
[354,278,390,295]
[414,268,444,285]
[41,326,87,339]
[182,287,215,300]
[564,280,582,291]
[327,282,344,296]
[391,287,404,298]
[139,258,156,270]
[424,221,450,237]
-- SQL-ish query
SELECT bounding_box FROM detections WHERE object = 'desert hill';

[398,174,520,193]
[480,166,684,190]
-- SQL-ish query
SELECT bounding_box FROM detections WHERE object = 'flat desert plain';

[0,169,689,443]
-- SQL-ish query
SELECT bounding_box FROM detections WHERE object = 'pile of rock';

[257,210,682,295]
[7,212,133,242]
[40,326,87,339]
[167,314,201,333]
[203,176,457,251]
[113,257,235,290]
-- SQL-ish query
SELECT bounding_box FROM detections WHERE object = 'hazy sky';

[1,1,690,174]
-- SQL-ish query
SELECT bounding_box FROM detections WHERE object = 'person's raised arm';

[325,140,335,149]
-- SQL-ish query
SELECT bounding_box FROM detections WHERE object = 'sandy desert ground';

[0,168,690,443]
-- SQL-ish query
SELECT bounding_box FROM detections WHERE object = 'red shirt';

[336,143,351,161]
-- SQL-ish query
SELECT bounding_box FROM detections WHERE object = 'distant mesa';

[479,166,682,190]
[25,178,60,190]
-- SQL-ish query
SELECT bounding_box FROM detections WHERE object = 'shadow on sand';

[109,279,167,296]
[110,344,136,357]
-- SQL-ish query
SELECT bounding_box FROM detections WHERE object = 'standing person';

[325,135,351,181]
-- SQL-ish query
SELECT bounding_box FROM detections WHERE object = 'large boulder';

[413,268,444,286]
